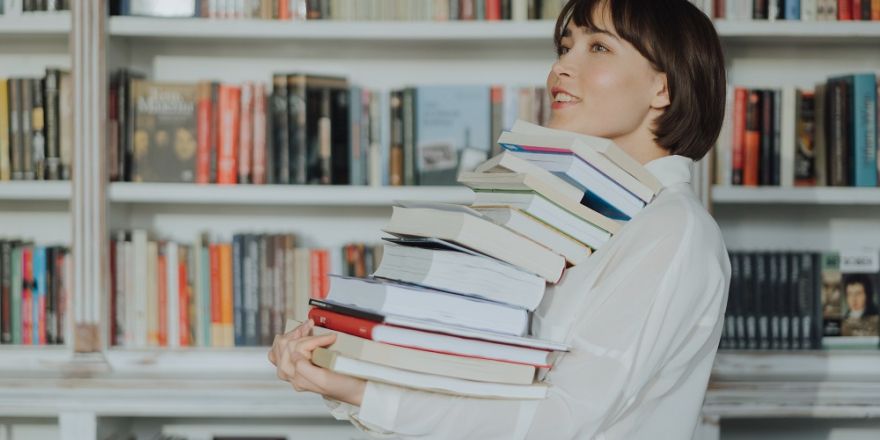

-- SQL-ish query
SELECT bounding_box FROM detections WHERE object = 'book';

[311,347,548,399]
[471,190,614,250]
[471,205,591,265]
[308,298,569,352]
[307,309,555,368]
[509,120,663,195]
[130,80,198,183]
[382,203,566,283]
[0,79,9,180]
[372,242,546,311]
[324,275,530,336]
[302,322,536,384]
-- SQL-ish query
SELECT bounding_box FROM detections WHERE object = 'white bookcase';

[2,4,880,440]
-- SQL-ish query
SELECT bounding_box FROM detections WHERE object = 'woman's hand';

[268,319,367,406]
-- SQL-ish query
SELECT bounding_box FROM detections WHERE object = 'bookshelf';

[4,2,880,439]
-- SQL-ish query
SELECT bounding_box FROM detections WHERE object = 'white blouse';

[324,155,731,439]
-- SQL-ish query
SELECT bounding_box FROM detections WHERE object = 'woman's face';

[546,5,667,142]
[846,283,867,313]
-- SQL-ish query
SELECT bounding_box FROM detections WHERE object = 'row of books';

[0,0,69,14]
[109,230,378,348]
[110,0,566,21]
[0,240,69,346]
[110,70,550,186]
[306,121,663,398]
[0,71,73,182]
[714,74,879,187]
[722,249,880,351]
[691,0,880,20]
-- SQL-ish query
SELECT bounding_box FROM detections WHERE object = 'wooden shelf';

[711,186,880,205]
[0,12,70,36]
[0,181,71,201]
[108,182,474,206]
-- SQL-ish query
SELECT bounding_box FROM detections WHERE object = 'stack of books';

[294,120,662,399]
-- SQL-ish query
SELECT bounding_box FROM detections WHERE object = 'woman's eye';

[590,43,609,53]
[558,46,570,56]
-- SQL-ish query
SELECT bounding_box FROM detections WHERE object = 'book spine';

[233,234,244,347]
[827,79,848,186]
[759,89,774,186]
[157,244,168,347]
[486,0,501,19]
[199,236,211,347]
[209,243,221,346]
[239,82,254,184]
[317,88,331,184]
[252,83,268,185]
[182,247,192,347]
[21,246,33,345]
[31,77,45,180]
[794,90,817,186]
[11,246,22,344]
[854,0,863,19]
[244,234,259,346]
[0,79,10,181]
[56,249,68,345]
[34,247,46,344]
[732,88,747,185]
[309,249,322,299]
[389,90,404,186]
[852,74,877,187]
[108,74,119,181]
[273,235,286,338]
[260,234,273,345]
[784,0,800,18]
[195,82,212,184]
[772,89,782,186]
[0,242,11,343]
[838,0,852,19]
[9,79,22,180]
[402,88,416,186]
[220,243,234,347]
[20,78,33,180]
[873,0,880,20]
[283,235,296,326]
[122,73,135,181]
[349,86,362,185]
[272,74,290,184]
[217,84,241,184]
[744,90,761,186]
[309,307,377,339]
[44,69,60,180]
[288,75,308,185]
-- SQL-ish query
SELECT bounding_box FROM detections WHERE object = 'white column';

[70,0,108,353]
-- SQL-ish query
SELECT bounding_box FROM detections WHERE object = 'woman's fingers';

[292,333,337,359]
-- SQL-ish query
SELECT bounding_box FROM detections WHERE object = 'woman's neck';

[612,130,670,165]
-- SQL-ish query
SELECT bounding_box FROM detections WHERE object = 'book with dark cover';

[753,0,769,18]
[403,87,416,185]
[794,90,816,186]
[755,252,769,349]
[20,78,33,180]
[329,84,351,185]
[768,252,780,349]
[826,78,851,186]
[44,69,61,180]
[130,80,198,183]
[727,252,741,349]
[741,252,755,349]
[8,79,23,180]
[259,234,273,345]
[0,241,10,343]
[778,252,791,350]
[272,74,290,184]
[232,234,244,347]
[287,74,349,185]
[759,90,774,186]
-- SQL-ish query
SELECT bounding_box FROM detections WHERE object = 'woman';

[269,0,730,438]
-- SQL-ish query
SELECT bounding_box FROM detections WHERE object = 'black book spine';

[273,74,290,184]
[44,69,61,180]
[115,70,128,181]
[753,0,768,18]
[863,0,873,20]
[778,252,790,350]
[8,79,20,180]
[810,253,823,350]
[330,86,350,185]
[742,252,755,350]
[308,298,385,323]
[727,252,741,350]
[502,0,511,20]
[264,86,276,184]
[232,234,244,347]
[759,90,773,186]
[756,252,769,349]
[0,241,10,344]
[827,79,848,187]
[842,77,854,186]
[20,78,33,180]
[768,252,779,350]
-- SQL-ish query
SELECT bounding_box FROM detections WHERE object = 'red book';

[714,0,725,18]
[732,88,748,185]
[279,0,291,20]
[839,0,853,19]
[21,247,33,345]
[486,0,501,20]
[252,83,267,184]
[179,255,190,347]
[217,85,241,184]
[743,90,762,187]
[157,248,167,347]
[238,82,254,184]
[854,0,863,19]
[195,82,212,184]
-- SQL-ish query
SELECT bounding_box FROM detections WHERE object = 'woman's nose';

[551,59,574,78]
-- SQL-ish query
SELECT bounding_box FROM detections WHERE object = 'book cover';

[413,85,491,185]
[130,80,198,183]
[850,74,877,187]
[44,68,61,180]
[219,243,234,346]
[0,79,10,181]
[238,82,254,184]
[217,84,241,184]
[794,90,816,186]
[839,249,880,339]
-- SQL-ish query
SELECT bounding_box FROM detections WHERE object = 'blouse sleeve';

[326,216,728,439]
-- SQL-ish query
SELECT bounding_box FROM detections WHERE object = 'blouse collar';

[643,155,693,188]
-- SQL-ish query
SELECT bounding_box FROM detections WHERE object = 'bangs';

[553,0,661,69]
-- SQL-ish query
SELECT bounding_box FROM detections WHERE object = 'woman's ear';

[651,73,670,110]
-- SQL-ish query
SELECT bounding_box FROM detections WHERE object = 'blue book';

[851,74,878,187]
[413,85,491,185]
[784,0,800,20]
[33,247,46,345]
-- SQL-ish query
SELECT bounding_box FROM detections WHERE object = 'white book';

[801,0,817,20]
[373,242,547,311]
[166,241,180,348]
[472,191,612,250]
[132,230,148,348]
[146,241,158,347]
[312,348,548,400]
[326,275,530,336]
[510,120,663,196]
[473,206,592,266]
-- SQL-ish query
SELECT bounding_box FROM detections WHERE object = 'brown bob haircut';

[553,0,726,161]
